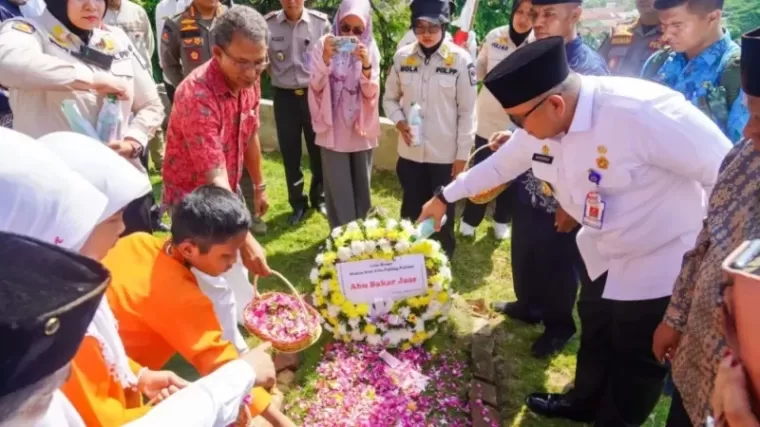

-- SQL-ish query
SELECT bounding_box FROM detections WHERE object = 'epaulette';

[3,18,38,35]
[264,10,278,20]
[307,9,329,21]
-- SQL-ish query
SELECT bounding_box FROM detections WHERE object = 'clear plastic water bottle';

[96,94,122,143]
[416,215,448,240]
[408,102,423,147]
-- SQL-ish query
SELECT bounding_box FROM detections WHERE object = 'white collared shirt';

[444,75,732,301]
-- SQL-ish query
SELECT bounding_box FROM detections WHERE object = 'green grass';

[152,152,670,426]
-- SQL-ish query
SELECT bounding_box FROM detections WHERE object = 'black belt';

[275,87,308,96]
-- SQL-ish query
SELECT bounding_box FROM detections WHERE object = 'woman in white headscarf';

[0,127,107,427]
[35,131,188,427]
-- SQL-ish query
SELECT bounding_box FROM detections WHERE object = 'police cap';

[742,26,760,97]
[0,231,109,398]
[411,0,450,25]
[484,36,570,109]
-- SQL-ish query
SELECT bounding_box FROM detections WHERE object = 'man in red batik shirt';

[163,6,271,318]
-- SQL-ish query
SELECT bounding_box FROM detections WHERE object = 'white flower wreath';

[310,218,453,349]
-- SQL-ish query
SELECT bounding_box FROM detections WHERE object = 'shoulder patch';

[307,9,328,21]
[468,63,477,86]
[11,21,35,34]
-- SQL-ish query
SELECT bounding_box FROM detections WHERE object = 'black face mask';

[44,0,103,44]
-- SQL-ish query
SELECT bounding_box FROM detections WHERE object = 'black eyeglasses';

[413,24,442,35]
[508,93,557,128]
[339,24,363,36]
[222,48,269,71]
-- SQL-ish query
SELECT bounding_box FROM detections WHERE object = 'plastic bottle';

[415,215,448,241]
[408,102,423,147]
[96,94,122,143]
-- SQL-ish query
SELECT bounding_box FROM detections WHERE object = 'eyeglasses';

[413,24,442,35]
[222,49,269,71]
[508,93,557,128]
[339,24,363,36]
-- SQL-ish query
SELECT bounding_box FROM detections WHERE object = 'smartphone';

[722,239,760,409]
[334,36,357,53]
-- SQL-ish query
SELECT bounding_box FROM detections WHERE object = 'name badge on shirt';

[582,191,606,230]
[532,153,554,164]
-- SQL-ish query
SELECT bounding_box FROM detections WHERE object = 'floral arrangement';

[243,292,320,347]
[310,218,453,349]
[285,342,473,427]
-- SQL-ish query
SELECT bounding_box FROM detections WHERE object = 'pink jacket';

[308,34,381,153]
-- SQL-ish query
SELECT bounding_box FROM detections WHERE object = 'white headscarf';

[38,131,152,389]
[0,128,107,250]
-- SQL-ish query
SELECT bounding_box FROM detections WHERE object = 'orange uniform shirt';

[103,233,271,416]
[61,337,150,427]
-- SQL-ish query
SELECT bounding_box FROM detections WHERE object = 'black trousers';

[461,135,515,226]
[511,200,578,336]
[165,81,176,104]
[273,87,324,211]
[570,272,670,426]
[396,157,456,258]
[665,388,693,427]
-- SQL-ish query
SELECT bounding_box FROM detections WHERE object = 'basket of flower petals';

[466,144,509,205]
[243,270,322,353]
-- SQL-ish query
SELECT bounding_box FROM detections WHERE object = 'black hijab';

[44,0,104,44]
[509,0,531,47]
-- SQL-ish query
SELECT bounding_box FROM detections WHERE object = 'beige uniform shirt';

[160,4,225,86]
[104,0,154,68]
[475,26,532,139]
[0,11,163,170]
[265,8,330,89]
[383,40,477,164]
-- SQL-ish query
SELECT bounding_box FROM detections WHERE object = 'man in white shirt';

[417,36,732,425]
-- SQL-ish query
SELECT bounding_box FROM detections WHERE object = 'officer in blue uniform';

[493,0,609,359]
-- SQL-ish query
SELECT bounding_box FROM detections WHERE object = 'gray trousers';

[321,148,373,229]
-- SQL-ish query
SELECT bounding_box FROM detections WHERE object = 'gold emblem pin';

[276,51,285,61]
[541,181,553,196]
[596,156,609,170]
[44,317,60,336]
[541,145,550,155]
[597,145,608,155]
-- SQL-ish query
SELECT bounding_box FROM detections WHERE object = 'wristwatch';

[434,185,448,204]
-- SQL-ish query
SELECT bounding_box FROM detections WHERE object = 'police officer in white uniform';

[417,36,732,425]
[459,0,533,239]
[0,0,163,236]
[383,0,476,259]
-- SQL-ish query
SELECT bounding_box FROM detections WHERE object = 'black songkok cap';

[484,36,570,109]
[532,0,582,5]
[410,0,450,25]
[742,27,760,97]
[0,231,109,398]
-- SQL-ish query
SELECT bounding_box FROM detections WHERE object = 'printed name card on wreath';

[310,218,453,350]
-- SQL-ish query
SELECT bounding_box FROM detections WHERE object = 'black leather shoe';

[525,393,594,423]
[530,331,574,359]
[492,301,541,324]
[288,208,307,225]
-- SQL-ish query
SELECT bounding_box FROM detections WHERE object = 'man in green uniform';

[265,0,330,226]
[597,0,664,76]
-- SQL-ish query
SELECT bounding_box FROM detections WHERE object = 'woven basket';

[243,270,322,354]
[466,144,510,205]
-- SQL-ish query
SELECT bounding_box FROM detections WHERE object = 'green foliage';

[724,0,760,39]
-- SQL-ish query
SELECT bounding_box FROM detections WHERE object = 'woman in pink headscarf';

[308,0,381,229]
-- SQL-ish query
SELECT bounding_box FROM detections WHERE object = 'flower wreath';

[310,218,453,349]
